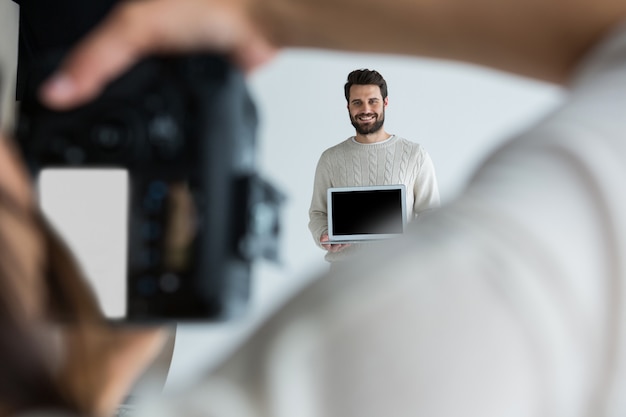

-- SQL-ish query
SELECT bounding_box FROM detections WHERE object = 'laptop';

[326,184,407,244]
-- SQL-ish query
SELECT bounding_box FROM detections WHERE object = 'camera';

[15,51,284,322]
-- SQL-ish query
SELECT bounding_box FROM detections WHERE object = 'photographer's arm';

[41,0,626,110]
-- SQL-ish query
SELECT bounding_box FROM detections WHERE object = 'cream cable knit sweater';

[308,135,440,262]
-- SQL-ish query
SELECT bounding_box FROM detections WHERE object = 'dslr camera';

[15,52,284,322]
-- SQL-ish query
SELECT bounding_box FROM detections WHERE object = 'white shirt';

[137,19,626,417]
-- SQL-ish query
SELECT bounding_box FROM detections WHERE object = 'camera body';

[15,52,283,322]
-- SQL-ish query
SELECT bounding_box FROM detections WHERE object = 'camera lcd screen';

[38,169,129,319]
[37,169,201,320]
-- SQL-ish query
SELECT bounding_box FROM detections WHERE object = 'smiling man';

[308,69,441,263]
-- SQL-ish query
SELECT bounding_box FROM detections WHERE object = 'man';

[3,0,626,416]
[308,69,440,262]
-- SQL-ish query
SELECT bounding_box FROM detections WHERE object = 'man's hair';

[344,69,388,102]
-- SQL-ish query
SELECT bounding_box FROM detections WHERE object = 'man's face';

[347,84,388,135]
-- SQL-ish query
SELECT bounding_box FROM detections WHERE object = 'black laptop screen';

[331,188,404,236]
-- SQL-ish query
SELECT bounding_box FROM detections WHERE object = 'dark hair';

[344,69,388,102]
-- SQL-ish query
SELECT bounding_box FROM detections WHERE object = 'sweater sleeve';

[308,152,333,247]
[413,148,440,218]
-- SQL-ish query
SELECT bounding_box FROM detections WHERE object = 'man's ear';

[384,97,389,107]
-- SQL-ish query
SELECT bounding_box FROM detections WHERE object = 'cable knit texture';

[308,135,440,262]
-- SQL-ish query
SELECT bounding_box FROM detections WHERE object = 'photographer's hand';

[40,0,276,110]
[40,0,621,110]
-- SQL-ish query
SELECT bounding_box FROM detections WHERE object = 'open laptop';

[326,184,407,244]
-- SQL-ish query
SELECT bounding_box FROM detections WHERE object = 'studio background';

[0,0,564,392]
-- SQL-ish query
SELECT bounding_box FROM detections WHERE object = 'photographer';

[4,0,626,416]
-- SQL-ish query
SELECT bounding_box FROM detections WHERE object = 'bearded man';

[308,69,440,263]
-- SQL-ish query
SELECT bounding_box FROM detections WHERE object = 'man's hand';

[40,0,276,110]
[320,233,351,253]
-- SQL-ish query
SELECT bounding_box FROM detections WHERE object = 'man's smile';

[357,113,376,122]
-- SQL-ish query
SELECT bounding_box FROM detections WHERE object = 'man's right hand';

[320,233,351,253]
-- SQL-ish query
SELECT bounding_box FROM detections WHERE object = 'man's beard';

[351,111,385,135]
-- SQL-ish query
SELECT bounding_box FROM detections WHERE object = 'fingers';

[320,234,351,252]
[323,243,351,253]
[333,243,351,252]
[231,34,278,74]
[39,0,277,110]
[40,1,156,110]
